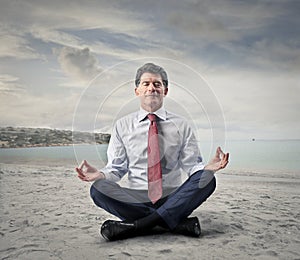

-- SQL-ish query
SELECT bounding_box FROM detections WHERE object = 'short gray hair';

[135,63,168,88]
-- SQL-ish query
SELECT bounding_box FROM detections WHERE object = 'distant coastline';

[0,126,111,148]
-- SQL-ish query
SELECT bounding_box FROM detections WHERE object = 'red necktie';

[147,114,163,204]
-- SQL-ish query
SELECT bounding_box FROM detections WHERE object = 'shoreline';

[0,142,108,149]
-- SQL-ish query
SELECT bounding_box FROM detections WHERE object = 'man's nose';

[147,83,156,91]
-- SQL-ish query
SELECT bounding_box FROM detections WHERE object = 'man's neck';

[141,104,162,113]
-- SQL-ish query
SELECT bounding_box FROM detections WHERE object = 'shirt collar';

[138,107,167,122]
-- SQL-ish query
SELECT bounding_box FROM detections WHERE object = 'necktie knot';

[147,114,156,122]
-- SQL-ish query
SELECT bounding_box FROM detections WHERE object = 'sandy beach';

[0,162,299,260]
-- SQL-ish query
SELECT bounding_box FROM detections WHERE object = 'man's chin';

[143,101,162,111]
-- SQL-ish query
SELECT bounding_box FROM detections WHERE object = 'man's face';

[135,72,168,112]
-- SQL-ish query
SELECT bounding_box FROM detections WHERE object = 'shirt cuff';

[188,163,205,176]
[100,167,121,182]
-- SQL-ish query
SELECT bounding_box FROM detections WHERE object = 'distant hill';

[0,127,110,148]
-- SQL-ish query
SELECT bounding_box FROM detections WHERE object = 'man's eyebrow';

[141,79,162,83]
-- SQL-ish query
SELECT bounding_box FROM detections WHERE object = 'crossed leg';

[90,170,216,240]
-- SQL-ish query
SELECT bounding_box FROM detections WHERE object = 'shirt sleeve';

[100,122,128,182]
[179,124,205,176]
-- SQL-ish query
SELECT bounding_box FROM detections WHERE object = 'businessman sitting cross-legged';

[76,63,229,241]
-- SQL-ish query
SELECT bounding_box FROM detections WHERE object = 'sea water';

[0,144,108,167]
[0,140,299,174]
[222,140,300,174]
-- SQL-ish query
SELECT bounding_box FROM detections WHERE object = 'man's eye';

[154,82,162,87]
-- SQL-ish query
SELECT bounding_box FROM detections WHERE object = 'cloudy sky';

[0,0,299,141]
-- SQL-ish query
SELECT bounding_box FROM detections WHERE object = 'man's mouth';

[145,94,159,97]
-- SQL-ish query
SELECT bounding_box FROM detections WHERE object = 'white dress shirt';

[100,107,204,189]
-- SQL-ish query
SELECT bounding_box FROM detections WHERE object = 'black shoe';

[100,220,136,241]
[172,217,201,237]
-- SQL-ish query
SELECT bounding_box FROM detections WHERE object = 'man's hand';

[76,160,105,182]
[204,147,229,172]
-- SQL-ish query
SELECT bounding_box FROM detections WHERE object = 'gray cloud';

[54,47,102,83]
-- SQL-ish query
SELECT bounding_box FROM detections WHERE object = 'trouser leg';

[156,170,216,229]
[90,180,157,222]
[91,170,216,229]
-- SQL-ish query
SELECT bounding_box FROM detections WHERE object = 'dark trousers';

[90,170,216,229]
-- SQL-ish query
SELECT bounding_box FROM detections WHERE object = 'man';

[76,63,229,241]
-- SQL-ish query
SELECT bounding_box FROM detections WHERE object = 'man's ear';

[134,87,139,96]
[164,87,168,96]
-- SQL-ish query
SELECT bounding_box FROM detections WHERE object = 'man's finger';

[76,167,86,177]
[215,147,221,158]
[84,160,91,168]
[223,153,229,163]
[77,172,85,180]
[79,161,85,170]
[220,153,229,168]
[225,153,229,162]
[77,170,89,181]
[78,175,89,182]
[221,162,228,169]
[219,147,225,157]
